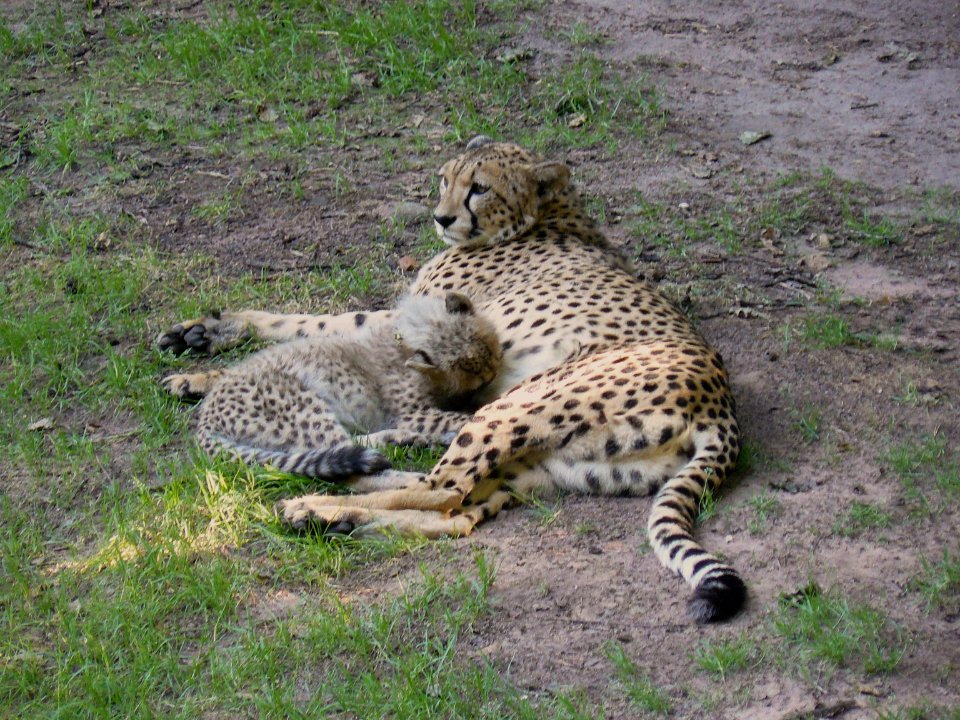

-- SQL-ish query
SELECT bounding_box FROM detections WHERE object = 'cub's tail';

[199,429,390,479]
[647,426,746,622]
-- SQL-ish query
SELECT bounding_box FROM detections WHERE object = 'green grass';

[605,642,673,714]
[911,550,960,613]
[833,501,894,538]
[0,175,27,244]
[879,704,960,720]
[747,490,782,536]
[791,404,823,443]
[693,634,756,681]
[773,584,904,681]
[521,52,667,151]
[781,312,901,353]
[883,434,959,513]
[695,480,717,526]
[627,197,741,257]
[1,492,601,718]
[3,1,666,183]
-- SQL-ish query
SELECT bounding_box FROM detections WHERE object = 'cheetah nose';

[434,215,456,229]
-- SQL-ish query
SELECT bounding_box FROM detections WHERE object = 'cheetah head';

[398,292,502,404]
[432,137,571,248]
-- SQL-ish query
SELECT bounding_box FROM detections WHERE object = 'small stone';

[257,107,278,123]
[28,418,54,431]
[739,130,771,145]
[800,252,832,272]
[391,201,430,225]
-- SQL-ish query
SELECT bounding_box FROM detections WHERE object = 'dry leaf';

[567,113,587,129]
[739,130,771,145]
[800,252,832,272]
[397,255,419,272]
[257,107,279,123]
[28,418,54,431]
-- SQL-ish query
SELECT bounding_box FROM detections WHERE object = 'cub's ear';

[530,161,571,197]
[466,135,494,150]
[444,292,475,315]
[405,350,437,373]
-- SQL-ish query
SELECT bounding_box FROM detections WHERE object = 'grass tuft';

[773,584,904,680]
[605,642,673,714]
[693,634,756,681]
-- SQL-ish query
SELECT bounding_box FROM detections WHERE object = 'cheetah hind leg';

[278,486,519,539]
[278,462,545,538]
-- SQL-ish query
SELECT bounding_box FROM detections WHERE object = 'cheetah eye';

[438,176,448,193]
[470,182,490,196]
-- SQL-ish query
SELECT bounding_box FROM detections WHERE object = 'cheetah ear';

[405,350,437,373]
[466,135,494,150]
[530,161,571,197]
[444,292,475,315]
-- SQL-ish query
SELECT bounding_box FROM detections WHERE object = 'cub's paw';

[156,312,247,355]
[276,499,372,536]
[161,370,221,399]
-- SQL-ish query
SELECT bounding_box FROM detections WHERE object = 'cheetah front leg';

[356,409,474,448]
[156,308,396,355]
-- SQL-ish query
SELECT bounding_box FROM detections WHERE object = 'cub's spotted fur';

[158,138,745,622]
[184,293,499,478]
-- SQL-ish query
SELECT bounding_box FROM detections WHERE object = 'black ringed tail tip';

[688,572,747,623]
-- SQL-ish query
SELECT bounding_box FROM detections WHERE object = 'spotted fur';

[157,139,745,622]
[183,293,500,478]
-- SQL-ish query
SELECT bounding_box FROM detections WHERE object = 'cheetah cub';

[192,292,500,478]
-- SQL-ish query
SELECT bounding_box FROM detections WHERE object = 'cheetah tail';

[646,430,746,623]
[199,431,390,479]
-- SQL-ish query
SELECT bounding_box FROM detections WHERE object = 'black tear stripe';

[463,190,479,233]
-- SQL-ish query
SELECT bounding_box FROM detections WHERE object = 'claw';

[183,324,209,350]
[157,326,189,355]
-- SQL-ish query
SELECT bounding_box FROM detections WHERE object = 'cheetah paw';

[276,499,373,536]
[156,313,248,355]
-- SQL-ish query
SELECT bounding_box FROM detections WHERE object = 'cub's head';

[396,292,501,404]
[432,136,571,248]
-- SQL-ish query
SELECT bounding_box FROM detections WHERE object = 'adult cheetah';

[158,137,745,622]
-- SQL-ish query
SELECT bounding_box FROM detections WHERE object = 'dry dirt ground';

[4,1,959,718]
